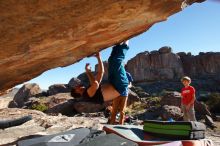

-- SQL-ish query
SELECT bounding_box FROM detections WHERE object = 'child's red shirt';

[181,86,195,105]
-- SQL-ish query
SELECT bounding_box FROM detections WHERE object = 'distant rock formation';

[0,0,205,93]
[178,52,220,78]
[127,47,220,82]
[126,46,184,82]
[126,47,220,94]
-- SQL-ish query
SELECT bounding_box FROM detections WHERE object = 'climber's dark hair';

[71,87,82,98]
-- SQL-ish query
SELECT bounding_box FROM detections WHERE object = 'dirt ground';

[206,121,220,146]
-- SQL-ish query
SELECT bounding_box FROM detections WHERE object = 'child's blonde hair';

[181,76,191,82]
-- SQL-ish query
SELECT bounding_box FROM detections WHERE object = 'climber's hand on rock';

[94,52,100,58]
[85,63,91,72]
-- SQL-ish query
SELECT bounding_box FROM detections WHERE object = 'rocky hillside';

[127,46,220,82]
[126,47,220,94]
[0,0,205,93]
[127,47,184,81]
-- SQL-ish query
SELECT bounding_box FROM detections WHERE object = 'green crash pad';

[143,120,206,139]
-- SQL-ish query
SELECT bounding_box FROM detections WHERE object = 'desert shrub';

[32,103,48,112]
[206,93,220,113]
[126,101,147,116]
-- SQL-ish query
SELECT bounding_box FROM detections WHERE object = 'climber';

[110,70,133,125]
[71,41,130,108]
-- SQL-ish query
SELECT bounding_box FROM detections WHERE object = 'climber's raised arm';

[85,63,95,85]
[95,52,104,84]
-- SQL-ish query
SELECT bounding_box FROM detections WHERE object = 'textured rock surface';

[0,108,107,145]
[24,93,74,115]
[68,77,82,88]
[77,72,96,87]
[0,0,204,92]
[178,52,220,78]
[126,48,184,82]
[127,49,220,82]
[11,83,42,108]
[48,84,70,96]
[160,105,183,121]
[161,92,182,107]
[126,48,220,94]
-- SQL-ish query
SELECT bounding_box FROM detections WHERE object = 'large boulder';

[161,92,182,107]
[25,93,74,116]
[47,84,71,96]
[10,83,42,108]
[178,52,220,78]
[77,72,95,87]
[0,0,205,93]
[160,105,183,121]
[194,100,212,118]
[68,77,82,88]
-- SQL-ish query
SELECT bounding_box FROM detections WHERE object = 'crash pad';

[103,124,212,146]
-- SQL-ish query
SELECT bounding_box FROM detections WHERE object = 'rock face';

[126,48,184,82]
[127,48,220,82]
[11,83,42,108]
[0,0,204,93]
[68,77,82,88]
[178,52,220,78]
[126,48,220,94]
[48,84,71,96]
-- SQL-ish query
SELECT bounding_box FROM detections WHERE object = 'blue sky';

[17,1,220,89]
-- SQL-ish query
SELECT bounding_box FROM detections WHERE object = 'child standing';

[181,76,196,121]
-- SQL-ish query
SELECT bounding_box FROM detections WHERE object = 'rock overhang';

[0,0,205,93]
